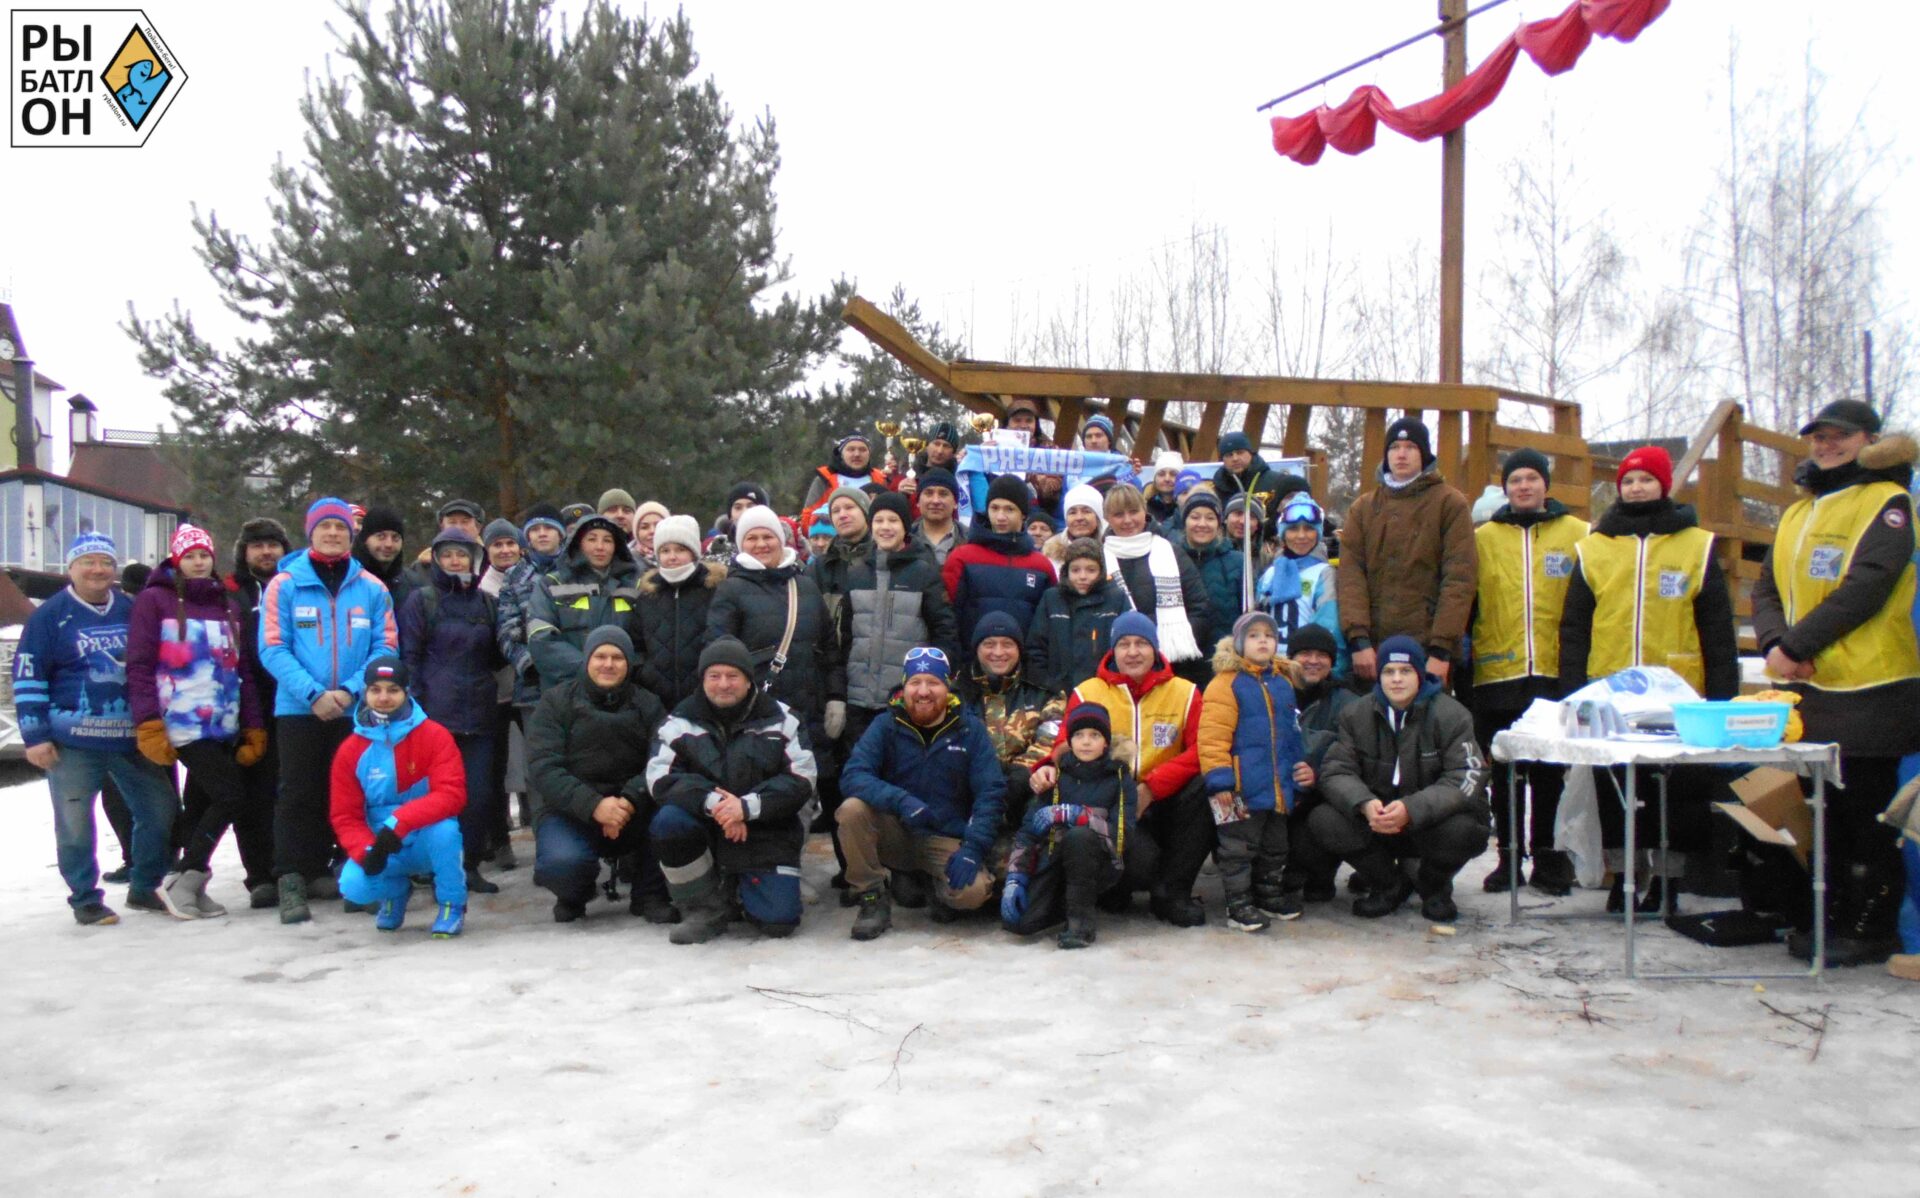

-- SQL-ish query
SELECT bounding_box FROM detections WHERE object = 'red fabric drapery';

[1269,0,1669,164]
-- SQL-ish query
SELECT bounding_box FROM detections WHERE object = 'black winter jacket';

[633,562,726,713]
[706,554,845,740]
[526,674,667,825]
[1320,682,1491,830]
[646,688,817,871]
[1025,578,1129,694]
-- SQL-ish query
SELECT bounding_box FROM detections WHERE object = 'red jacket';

[328,703,468,864]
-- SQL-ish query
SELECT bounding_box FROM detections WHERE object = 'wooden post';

[1134,400,1170,460]
[1053,396,1087,448]
[1437,409,1464,484]
[1361,408,1387,481]
[1281,403,1311,459]
[1439,0,1467,385]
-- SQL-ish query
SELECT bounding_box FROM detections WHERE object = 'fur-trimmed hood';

[1211,635,1304,688]
[637,560,727,595]
[1859,432,1917,472]
[1796,431,1916,496]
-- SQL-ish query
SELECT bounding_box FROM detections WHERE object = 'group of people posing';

[14,398,1915,964]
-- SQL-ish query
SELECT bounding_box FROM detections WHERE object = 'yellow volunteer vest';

[1773,481,1920,691]
[1473,513,1589,686]
[1072,673,1198,778]
[1575,525,1714,691]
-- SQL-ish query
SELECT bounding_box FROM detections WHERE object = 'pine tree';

[128,0,848,535]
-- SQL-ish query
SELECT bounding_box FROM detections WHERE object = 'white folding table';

[1490,729,1841,981]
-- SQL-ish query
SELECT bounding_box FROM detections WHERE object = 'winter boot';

[1227,901,1271,932]
[1057,922,1096,949]
[100,864,132,885]
[1791,863,1903,967]
[375,895,408,931]
[889,870,930,909]
[668,873,730,946]
[492,839,518,870]
[1481,846,1523,893]
[158,871,207,920]
[306,873,340,901]
[190,874,228,918]
[464,866,501,895]
[632,891,681,924]
[1350,848,1411,918]
[278,874,311,924]
[552,898,586,923]
[248,883,279,910]
[1149,891,1207,928]
[1421,889,1460,924]
[73,902,119,926]
[125,888,166,914]
[430,902,466,938]
[1254,873,1302,920]
[1529,849,1576,897]
[850,886,893,941]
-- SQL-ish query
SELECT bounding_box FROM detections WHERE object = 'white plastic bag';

[1555,765,1605,888]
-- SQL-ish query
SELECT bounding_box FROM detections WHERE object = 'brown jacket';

[1336,468,1479,657]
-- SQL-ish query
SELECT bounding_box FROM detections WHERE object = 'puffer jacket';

[1007,746,1138,878]
[525,672,667,825]
[1198,638,1307,813]
[126,564,262,747]
[706,551,844,740]
[645,687,817,872]
[1211,453,1289,537]
[1336,466,1478,658]
[399,564,503,736]
[1319,679,1491,829]
[839,540,959,710]
[1024,576,1129,694]
[526,516,642,695]
[328,697,466,864]
[259,549,399,717]
[941,524,1056,649]
[1180,533,1247,631]
[840,694,1008,857]
[632,561,726,713]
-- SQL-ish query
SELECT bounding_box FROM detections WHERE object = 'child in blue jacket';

[1198,610,1309,932]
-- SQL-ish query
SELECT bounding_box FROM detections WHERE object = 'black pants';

[1306,804,1489,895]
[175,739,276,875]
[1821,755,1906,933]
[1127,778,1217,900]
[1010,826,1120,934]
[1591,765,1723,853]
[488,703,516,843]
[1216,809,1289,903]
[1475,706,1565,855]
[274,715,353,879]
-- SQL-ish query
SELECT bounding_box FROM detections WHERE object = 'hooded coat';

[525,668,667,825]
[840,694,1008,858]
[1198,638,1307,814]
[399,560,504,735]
[632,561,727,712]
[328,697,467,864]
[497,544,561,706]
[839,539,960,710]
[526,516,643,695]
[1336,466,1479,659]
[1318,677,1490,829]
[645,686,818,872]
[126,563,263,747]
[706,550,843,741]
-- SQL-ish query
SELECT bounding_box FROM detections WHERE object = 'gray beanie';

[698,636,757,681]
[583,625,635,662]
[481,518,522,549]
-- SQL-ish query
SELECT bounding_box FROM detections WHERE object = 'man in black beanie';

[353,505,416,609]
[1336,416,1477,688]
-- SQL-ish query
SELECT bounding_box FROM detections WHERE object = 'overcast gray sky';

[2,0,1911,464]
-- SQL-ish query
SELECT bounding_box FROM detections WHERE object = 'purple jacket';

[126,565,263,747]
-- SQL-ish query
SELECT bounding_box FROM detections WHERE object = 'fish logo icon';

[103,24,169,128]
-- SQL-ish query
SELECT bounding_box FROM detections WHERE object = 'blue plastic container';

[1671,701,1791,749]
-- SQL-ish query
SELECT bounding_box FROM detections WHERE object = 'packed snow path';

[1,776,1913,1195]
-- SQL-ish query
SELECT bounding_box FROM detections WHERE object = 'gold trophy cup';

[899,432,927,479]
[875,419,903,479]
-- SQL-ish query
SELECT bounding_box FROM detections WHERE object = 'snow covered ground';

[1,775,1915,1197]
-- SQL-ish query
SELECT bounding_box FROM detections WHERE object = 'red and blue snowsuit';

[329,698,468,904]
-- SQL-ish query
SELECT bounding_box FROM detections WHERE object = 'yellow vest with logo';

[1473,514,1589,686]
[1071,672,1198,778]
[1773,481,1920,692]
[1575,525,1714,691]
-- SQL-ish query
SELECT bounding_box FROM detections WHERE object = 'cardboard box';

[1715,766,1813,869]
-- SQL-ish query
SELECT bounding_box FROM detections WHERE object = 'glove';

[1022,804,1089,837]
[945,847,983,893]
[823,700,847,740]
[360,827,404,877]
[135,720,177,767]
[897,797,942,834]
[234,728,268,768]
[1000,874,1029,925]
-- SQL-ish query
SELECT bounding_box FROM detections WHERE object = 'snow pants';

[339,819,466,906]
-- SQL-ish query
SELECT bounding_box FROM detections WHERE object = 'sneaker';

[430,902,466,938]
[158,873,206,921]
[552,898,586,923]
[306,874,340,901]
[73,902,119,926]
[631,893,681,924]
[1057,924,1096,950]
[1259,891,1305,921]
[1150,893,1207,928]
[465,868,501,895]
[851,887,892,941]
[1227,901,1271,932]
[278,874,311,925]
[1421,890,1460,924]
[248,883,279,910]
[100,864,132,885]
[125,888,167,914]
[375,896,407,932]
[1352,876,1414,919]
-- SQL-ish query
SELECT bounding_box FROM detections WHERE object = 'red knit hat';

[1616,446,1673,497]
[169,524,217,565]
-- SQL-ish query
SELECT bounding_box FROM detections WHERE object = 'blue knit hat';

[903,646,950,682]
[1084,414,1116,444]
[1377,635,1427,674]
[1111,610,1159,651]
[65,530,118,568]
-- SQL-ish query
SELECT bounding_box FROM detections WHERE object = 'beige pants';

[835,798,994,909]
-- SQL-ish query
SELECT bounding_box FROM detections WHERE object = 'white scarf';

[657,561,699,585]
[734,548,796,572]
[1104,532,1202,662]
